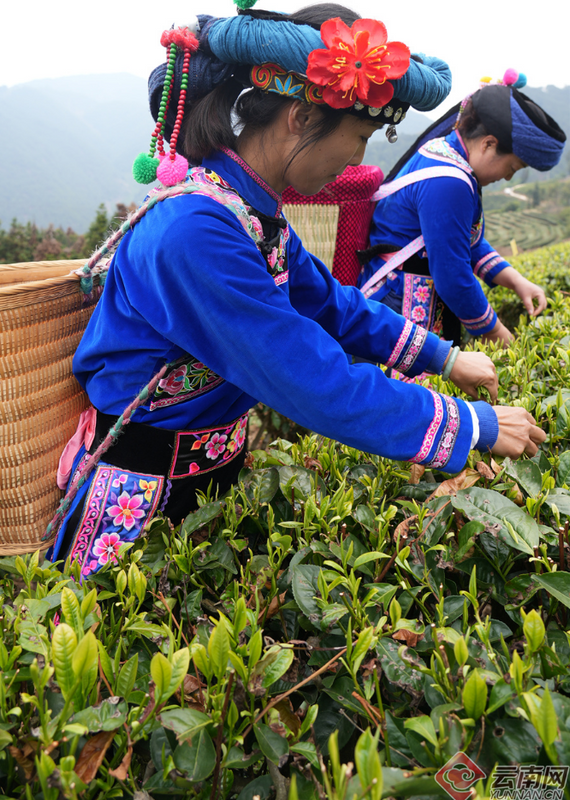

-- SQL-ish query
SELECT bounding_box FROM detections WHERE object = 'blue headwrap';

[509,92,566,171]
[206,15,451,113]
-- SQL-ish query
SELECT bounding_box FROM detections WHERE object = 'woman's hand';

[491,406,546,458]
[513,276,547,316]
[448,351,498,404]
[481,319,514,347]
[493,266,547,316]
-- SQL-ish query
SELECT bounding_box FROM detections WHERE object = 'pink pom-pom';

[157,153,189,186]
[503,68,519,86]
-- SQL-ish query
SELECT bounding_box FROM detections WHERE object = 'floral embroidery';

[170,413,249,479]
[92,531,122,565]
[139,479,158,502]
[401,275,436,343]
[68,465,163,578]
[206,432,227,460]
[410,390,444,464]
[151,355,225,410]
[306,18,410,109]
[460,303,495,332]
[427,397,460,469]
[107,491,145,531]
[419,138,473,174]
[397,324,428,374]
[386,319,413,369]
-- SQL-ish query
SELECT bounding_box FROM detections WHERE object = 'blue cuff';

[471,401,499,451]
[426,339,452,375]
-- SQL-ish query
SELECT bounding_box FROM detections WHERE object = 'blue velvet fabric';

[364,131,510,337]
[73,149,475,472]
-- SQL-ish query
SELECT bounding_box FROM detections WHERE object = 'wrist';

[442,346,460,381]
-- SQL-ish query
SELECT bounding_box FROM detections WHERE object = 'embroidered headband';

[139,9,453,187]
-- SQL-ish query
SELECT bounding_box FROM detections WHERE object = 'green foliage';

[2,242,570,797]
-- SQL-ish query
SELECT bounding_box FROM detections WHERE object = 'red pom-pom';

[161,27,199,51]
[157,153,189,186]
[503,68,519,86]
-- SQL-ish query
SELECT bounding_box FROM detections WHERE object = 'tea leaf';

[462,669,488,719]
[254,722,289,766]
[51,623,78,700]
[116,654,138,700]
[173,729,216,782]
[150,652,172,702]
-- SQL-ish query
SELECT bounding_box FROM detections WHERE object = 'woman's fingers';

[491,406,546,459]
[449,351,498,404]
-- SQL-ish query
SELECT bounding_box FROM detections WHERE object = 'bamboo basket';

[0,260,99,555]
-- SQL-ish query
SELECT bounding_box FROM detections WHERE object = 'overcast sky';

[1,0,568,115]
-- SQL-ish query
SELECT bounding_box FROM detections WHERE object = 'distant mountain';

[0,74,151,231]
[1,76,568,232]
[364,85,570,184]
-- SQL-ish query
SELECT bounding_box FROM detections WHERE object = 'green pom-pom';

[133,153,159,184]
[234,0,257,8]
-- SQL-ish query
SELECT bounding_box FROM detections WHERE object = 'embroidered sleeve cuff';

[460,305,497,336]
[387,323,440,377]
[426,339,452,375]
[470,401,499,451]
[473,251,510,288]
[409,392,473,474]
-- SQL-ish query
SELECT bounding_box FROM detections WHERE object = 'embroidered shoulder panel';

[419,138,473,175]
[150,354,225,411]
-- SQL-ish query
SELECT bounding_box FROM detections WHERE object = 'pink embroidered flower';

[413,286,430,303]
[267,248,279,268]
[159,365,188,396]
[411,306,426,323]
[112,473,128,489]
[139,479,158,502]
[92,532,122,565]
[107,491,145,531]
[250,216,264,239]
[206,432,227,460]
[82,558,99,576]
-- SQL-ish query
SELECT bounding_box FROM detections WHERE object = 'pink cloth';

[57,406,97,489]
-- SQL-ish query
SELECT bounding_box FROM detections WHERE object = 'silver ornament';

[386,125,398,143]
[353,101,365,111]
[368,106,382,117]
[393,108,403,123]
[384,106,394,118]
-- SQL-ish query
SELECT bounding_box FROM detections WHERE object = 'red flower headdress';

[306,18,410,110]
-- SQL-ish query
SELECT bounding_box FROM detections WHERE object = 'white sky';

[1,0,568,114]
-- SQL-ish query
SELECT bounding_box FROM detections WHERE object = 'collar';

[202,148,283,218]
[446,129,469,163]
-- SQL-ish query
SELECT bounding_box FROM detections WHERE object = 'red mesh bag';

[282,164,383,286]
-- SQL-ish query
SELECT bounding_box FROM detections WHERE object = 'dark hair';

[180,3,361,163]
[457,97,510,155]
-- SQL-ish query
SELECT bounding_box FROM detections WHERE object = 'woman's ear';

[287,101,319,137]
[481,135,500,153]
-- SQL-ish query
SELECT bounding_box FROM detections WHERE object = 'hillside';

[1,76,568,233]
[0,74,150,231]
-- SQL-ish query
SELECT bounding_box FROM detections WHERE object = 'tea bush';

[1,243,570,800]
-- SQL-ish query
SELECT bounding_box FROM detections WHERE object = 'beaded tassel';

[133,27,198,185]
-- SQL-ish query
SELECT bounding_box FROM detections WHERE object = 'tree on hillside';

[82,204,110,257]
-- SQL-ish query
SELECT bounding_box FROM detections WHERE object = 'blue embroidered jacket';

[362,131,510,336]
[74,148,495,473]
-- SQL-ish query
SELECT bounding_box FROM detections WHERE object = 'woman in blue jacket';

[362,73,566,346]
[47,7,544,575]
